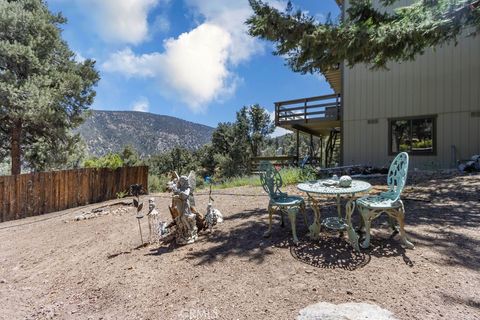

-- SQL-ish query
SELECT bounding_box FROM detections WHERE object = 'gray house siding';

[342,30,480,169]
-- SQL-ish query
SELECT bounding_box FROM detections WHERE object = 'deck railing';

[250,156,296,172]
[275,93,341,125]
[250,155,322,172]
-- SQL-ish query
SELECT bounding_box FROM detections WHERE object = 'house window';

[389,116,436,155]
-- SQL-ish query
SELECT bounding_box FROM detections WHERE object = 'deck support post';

[309,134,314,162]
[296,129,300,166]
[320,136,324,167]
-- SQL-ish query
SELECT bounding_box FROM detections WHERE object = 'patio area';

[0,172,478,319]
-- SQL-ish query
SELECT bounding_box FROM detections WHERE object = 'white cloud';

[103,23,235,111]
[185,1,259,64]
[160,24,234,109]
[73,51,86,63]
[91,0,159,44]
[268,111,291,137]
[132,97,150,112]
[103,48,159,77]
[53,0,161,44]
[102,0,288,111]
[271,126,292,138]
[153,14,171,34]
[186,0,287,64]
[53,0,169,43]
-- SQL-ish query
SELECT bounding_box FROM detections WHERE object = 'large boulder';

[297,302,397,320]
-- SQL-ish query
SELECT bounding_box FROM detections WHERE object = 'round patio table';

[297,179,372,251]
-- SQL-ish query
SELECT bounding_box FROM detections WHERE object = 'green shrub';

[148,174,170,193]
[84,153,124,170]
[116,190,128,199]
[279,167,316,185]
[209,175,261,190]
[204,166,316,190]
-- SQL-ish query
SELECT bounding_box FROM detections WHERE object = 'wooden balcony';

[275,93,341,136]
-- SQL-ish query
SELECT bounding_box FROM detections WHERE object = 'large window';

[389,116,436,155]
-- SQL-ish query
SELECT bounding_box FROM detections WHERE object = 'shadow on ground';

[147,205,415,270]
[179,208,291,265]
[290,236,371,271]
[146,174,479,271]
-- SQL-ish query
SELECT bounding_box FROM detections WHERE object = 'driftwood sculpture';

[162,171,222,244]
[164,171,201,244]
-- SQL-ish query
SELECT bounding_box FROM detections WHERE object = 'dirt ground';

[0,172,479,320]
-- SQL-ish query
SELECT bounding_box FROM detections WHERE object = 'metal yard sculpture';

[147,198,161,243]
[204,186,223,233]
[130,184,145,244]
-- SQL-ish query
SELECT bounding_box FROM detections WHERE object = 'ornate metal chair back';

[259,161,283,199]
[385,152,409,202]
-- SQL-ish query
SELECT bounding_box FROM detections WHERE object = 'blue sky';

[47,0,340,132]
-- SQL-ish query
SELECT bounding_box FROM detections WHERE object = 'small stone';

[0,279,6,284]
[305,269,313,274]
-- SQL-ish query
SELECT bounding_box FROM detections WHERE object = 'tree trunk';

[10,120,22,175]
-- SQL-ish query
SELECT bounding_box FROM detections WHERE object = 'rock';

[74,215,86,221]
[298,302,397,320]
[0,279,6,284]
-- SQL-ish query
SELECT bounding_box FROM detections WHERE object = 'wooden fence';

[0,166,148,223]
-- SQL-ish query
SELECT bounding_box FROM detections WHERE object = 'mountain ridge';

[77,110,214,157]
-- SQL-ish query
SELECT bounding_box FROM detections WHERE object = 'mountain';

[76,110,214,157]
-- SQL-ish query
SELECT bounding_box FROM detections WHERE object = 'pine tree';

[247,0,480,72]
[210,105,274,177]
[0,0,99,175]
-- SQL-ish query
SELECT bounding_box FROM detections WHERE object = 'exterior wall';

[342,2,480,169]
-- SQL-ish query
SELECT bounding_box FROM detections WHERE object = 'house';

[274,0,480,169]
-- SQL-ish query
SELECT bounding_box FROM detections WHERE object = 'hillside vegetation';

[77,110,214,157]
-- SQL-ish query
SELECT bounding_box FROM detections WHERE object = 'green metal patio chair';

[356,152,414,249]
[259,161,306,244]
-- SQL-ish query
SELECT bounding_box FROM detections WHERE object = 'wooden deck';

[274,93,341,136]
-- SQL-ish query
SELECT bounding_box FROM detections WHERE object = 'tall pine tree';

[0,0,99,175]
[247,0,480,71]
